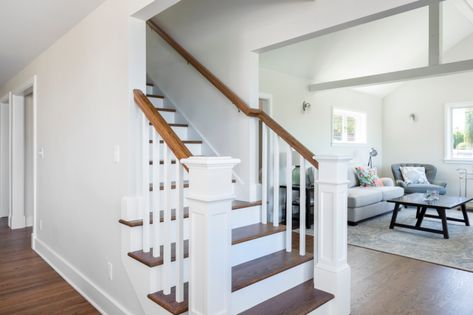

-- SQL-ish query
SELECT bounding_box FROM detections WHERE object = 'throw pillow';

[354,166,384,187]
[400,166,430,185]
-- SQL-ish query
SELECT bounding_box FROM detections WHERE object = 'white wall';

[147,0,415,199]
[0,101,10,218]
[260,68,384,169]
[0,0,144,313]
[25,93,34,226]
[382,33,473,194]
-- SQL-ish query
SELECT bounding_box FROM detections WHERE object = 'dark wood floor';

[0,217,98,315]
[349,245,473,315]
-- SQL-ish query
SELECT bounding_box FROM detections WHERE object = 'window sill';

[444,158,473,164]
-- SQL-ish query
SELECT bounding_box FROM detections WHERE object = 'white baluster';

[273,133,280,227]
[142,113,150,253]
[152,131,160,258]
[175,161,184,302]
[162,144,171,295]
[285,144,293,252]
[299,157,306,256]
[261,124,268,224]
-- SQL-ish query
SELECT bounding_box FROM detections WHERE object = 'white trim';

[444,102,473,162]
[33,237,134,315]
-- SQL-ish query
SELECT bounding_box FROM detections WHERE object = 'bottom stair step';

[148,283,188,315]
[239,280,334,315]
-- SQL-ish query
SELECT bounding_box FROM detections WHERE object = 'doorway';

[7,77,37,231]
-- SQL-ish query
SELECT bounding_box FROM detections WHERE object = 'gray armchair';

[391,163,447,195]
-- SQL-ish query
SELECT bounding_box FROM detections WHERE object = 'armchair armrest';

[431,180,447,188]
[381,177,394,187]
[395,180,407,188]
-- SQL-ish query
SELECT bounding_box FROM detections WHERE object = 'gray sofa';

[347,168,404,225]
[391,163,447,195]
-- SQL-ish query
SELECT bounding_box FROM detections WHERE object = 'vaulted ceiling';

[0,0,105,87]
[260,0,473,97]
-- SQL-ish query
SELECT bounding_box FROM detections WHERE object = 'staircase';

[120,22,351,315]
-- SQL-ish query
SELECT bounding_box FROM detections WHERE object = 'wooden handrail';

[147,20,318,168]
[134,89,192,163]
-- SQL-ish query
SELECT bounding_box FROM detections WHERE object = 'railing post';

[314,155,351,315]
[181,156,240,315]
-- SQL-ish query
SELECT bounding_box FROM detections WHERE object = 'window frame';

[444,102,473,163]
[331,107,367,146]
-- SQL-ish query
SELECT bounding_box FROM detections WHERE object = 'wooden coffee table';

[387,193,472,239]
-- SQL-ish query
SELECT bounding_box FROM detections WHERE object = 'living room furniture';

[348,167,404,225]
[280,166,315,229]
[391,163,447,195]
[387,193,472,239]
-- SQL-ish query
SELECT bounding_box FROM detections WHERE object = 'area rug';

[348,208,473,272]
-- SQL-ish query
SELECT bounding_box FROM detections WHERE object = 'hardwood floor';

[0,217,98,315]
[349,245,473,315]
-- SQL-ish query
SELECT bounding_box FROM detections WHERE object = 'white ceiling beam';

[308,59,473,91]
[429,0,442,65]
[257,0,445,53]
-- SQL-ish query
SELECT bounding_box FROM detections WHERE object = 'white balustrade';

[299,157,306,256]
[175,161,185,302]
[142,113,150,253]
[285,145,292,252]
[261,124,268,224]
[152,131,161,258]
[273,132,280,227]
[162,143,171,295]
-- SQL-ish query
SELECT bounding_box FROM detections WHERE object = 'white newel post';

[181,156,240,315]
[314,155,351,315]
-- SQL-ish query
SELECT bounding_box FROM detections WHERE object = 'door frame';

[10,76,38,237]
[0,93,11,224]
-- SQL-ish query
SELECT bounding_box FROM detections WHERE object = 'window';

[445,103,473,162]
[332,109,367,145]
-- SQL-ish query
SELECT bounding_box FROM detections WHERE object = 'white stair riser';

[231,260,314,314]
[155,110,175,122]
[231,232,285,266]
[231,205,261,229]
[149,258,190,293]
[146,86,154,94]
[149,143,201,159]
[149,97,164,107]
[148,165,190,182]
[127,219,190,252]
[148,125,187,139]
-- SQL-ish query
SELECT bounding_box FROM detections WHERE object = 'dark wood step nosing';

[148,283,189,315]
[149,122,188,128]
[147,94,164,99]
[118,208,190,227]
[149,140,202,144]
[239,280,334,315]
[128,240,189,268]
[156,107,176,112]
[232,223,286,245]
[119,200,261,227]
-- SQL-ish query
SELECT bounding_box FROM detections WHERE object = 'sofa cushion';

[348,187,383,208]
[347,167,358,188]
[404,184,447,195]
[375,186,404,201]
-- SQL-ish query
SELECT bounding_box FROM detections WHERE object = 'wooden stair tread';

[149,139,202,144]
[118,207,190,227]
[147,94,164,99]
[232,233,314,292]
[148,283,188,315]
[149,160,177,165]
[156,107,176,112]
[239,280,334,315]
[128,240,189,267]
[149,122,188,127]
[119,200,261,227]
[232,200,262,210]
[232,223,285,245]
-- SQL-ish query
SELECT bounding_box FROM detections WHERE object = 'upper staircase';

[120,21,351,315]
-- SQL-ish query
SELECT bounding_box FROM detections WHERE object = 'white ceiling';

[0,0,105,87]
[260,0,473,97]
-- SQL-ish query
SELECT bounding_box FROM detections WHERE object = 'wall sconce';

[409,113,416,123]
[302,101,311,113]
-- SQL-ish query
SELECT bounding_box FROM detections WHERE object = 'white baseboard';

[33,237,134,315]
